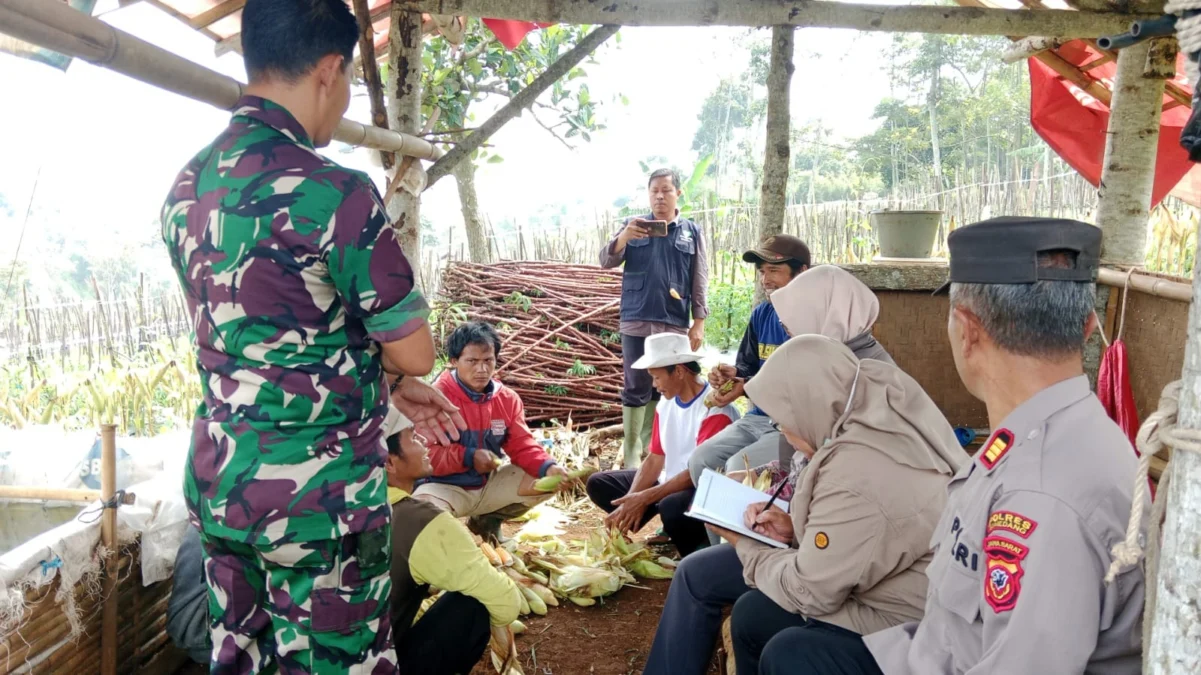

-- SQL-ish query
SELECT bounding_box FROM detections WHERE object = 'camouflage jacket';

[161,96,428,546]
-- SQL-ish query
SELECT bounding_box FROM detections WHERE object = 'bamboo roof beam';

[0,0,442,159]
[397,0,1150,37]
[1037,49,1114,103]
[188,0,244,29]
[1002,36,1066,62]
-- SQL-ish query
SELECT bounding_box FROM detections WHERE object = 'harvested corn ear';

[489,624,524,674]
[669,288,682,300]
[496,545,515,567]
[519,585,548,615]
[510,619,527,635]
[628,559,674,579]
[531,475,562,492]
[480,542,503,566]
[703,376,736,408]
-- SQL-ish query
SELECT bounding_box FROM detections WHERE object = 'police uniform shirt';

[864,375,1147,674]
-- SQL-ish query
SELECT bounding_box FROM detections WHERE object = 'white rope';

[1103,381,1201,623]
[1169,0,1201,88]
[1100,381,1186,581]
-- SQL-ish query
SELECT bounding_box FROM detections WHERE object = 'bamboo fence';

[0,287,190,371]
[444,169,1197,278]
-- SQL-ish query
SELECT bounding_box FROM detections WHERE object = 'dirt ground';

[181,441,723,675]
[468,507,721,675]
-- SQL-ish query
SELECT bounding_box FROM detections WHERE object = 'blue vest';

[748,302,790,416]
[619,215,701,327]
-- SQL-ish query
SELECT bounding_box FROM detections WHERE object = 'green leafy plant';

[504,292,533,312]
[566,359,596,377]
[545,385,569,396]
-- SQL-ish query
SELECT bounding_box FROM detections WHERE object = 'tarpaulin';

[1028,41,1198,207]
[482,18,553,50]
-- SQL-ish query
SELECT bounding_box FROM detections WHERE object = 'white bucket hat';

[631,333,705,370]
[384,405,415,438]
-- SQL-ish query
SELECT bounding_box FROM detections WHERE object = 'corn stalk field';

[0,288,198,437]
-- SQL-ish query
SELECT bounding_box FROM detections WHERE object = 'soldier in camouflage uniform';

[160,0,459,671]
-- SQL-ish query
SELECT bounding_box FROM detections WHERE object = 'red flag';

[1028,41,1194,207]
[1097,339,1155,496]
[482,18,553,50]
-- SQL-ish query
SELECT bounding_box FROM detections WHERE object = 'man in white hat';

[585,333,740,556]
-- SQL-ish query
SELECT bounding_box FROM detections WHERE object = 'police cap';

[934,216,1101,295]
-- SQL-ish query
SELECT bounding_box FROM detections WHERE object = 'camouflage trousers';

[199,527,397,674]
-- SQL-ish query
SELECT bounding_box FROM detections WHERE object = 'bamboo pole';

[397,0,1149,37]
[0,0,442,159]
[0,486,100,502]
[99,423,118,675]
[1097,267,1193,302]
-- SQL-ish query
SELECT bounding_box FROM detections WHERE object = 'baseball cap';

[742,235,812,267]
[933,216,1101,294]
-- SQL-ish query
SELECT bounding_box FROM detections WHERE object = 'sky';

[0,0,896,270]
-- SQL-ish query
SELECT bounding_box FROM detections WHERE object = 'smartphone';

[643,220,669,237]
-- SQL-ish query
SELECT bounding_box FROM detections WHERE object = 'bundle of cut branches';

[439,261,624,427]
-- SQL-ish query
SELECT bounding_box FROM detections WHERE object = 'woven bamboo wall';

[872,291,988,428]
[1116,290,1190,421]
[0,543,188,675]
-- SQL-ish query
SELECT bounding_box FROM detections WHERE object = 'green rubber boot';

[638,402,655,458]
[622,405,645,469]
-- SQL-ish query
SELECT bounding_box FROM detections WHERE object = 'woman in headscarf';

[643,335,966,675]
[772,264,894,363]
[724,264,897,501]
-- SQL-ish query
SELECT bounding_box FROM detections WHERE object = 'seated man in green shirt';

[385,409,523,675]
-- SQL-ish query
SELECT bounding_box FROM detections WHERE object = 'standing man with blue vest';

[600,168,709,469]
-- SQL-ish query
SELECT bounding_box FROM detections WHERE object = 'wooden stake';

[351,0,395,170]
[100,423,118,675]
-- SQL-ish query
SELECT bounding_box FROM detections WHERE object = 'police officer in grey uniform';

[757,217,1147,675]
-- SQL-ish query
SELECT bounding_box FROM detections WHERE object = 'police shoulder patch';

[987,510,1038,539]
[979,429,1014,470]
[983,535,1029,613]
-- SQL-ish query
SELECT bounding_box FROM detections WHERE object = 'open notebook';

[686,469,790,549]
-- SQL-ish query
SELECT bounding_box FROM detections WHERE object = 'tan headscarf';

[771,266,880,342]
[745,334,964,475]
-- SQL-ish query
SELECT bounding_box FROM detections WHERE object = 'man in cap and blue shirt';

[756,217,1147,674]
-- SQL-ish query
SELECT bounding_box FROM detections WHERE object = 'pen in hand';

[753,478,790,532]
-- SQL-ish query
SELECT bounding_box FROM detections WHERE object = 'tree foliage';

[420,21,616,161]
[687,34,1040,205]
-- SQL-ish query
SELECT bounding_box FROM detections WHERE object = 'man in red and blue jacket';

[412,321,572,541]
